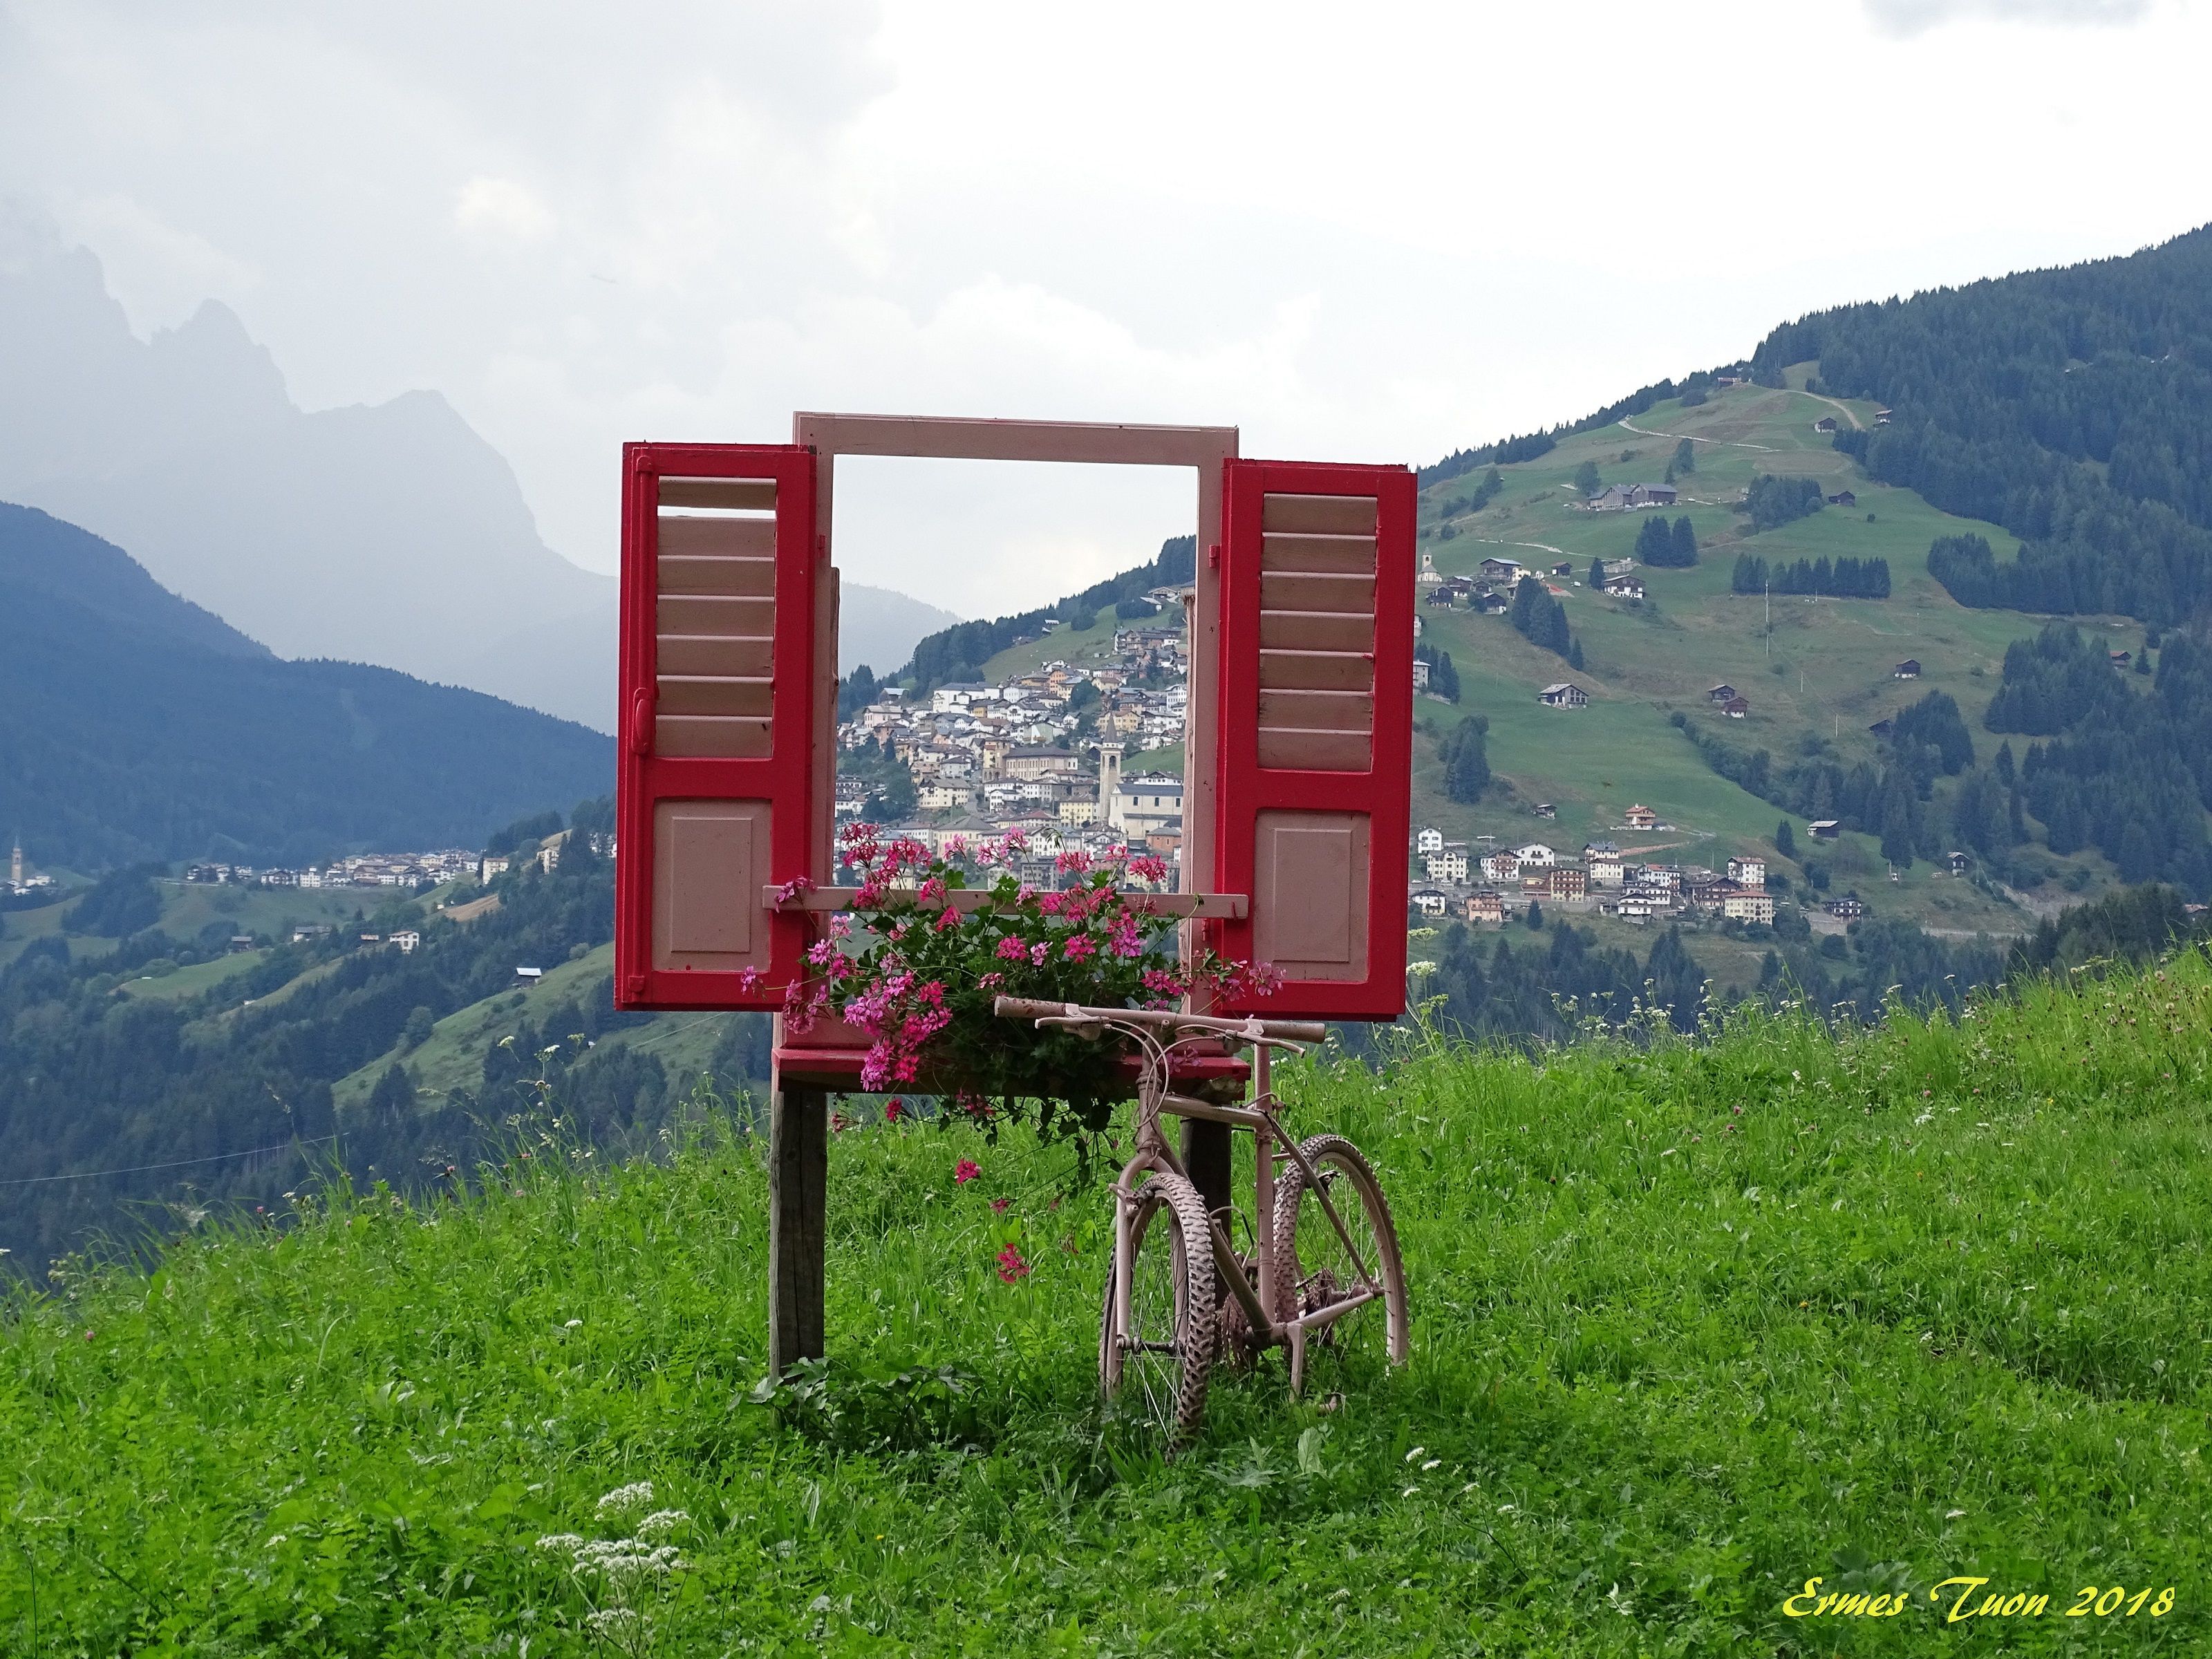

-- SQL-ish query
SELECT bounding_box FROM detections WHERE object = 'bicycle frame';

[996,997,1387,1362]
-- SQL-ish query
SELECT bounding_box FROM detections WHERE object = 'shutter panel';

[1210,459,1414,1019]
[615,443,817,1010]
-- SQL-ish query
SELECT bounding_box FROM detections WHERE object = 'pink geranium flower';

[955,1159,980,1184]
[1062,935,1096,962]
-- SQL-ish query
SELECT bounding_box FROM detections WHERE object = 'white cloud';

[453,176,554,242]
[1,0,2206,618]
[1863,0,2151,33]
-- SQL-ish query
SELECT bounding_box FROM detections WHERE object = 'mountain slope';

[0,505,611,870]
[0,225,612,725]
[1752,222,2212,626]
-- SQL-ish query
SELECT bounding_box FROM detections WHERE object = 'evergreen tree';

[1587,556,1606,591]
[1573,460,1601,497]
[1670,516,1698,567]
[1441,716,1491,804]
[1525,900,1544,930]
[1775,818,1796,859]
[1671,438,1696,476]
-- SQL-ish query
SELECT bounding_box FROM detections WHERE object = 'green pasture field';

[9,950,2209,1653]
[116,947,271,1003]
[153,880,380,943]
[1413,380,2144,924]
[330,941,745,1114]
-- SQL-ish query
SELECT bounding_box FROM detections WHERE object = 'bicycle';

[994,996,1409,1450]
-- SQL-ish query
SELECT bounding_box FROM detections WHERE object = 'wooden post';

[768,1078,827,1374]
[1181,1119,1234,1227]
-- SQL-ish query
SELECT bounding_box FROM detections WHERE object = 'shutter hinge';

[629,688,655,756]
[623,973,646,1000]
[1208,543,1222,569]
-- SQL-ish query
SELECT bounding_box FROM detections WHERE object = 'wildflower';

[565,1318,583,1329]
[536,1533,586,1553]
[991,1197,1011,1215]
[636,1509,690,1540]
[597,1481,655,1517]
[884,1097,906,1123]
[996,1243,1031,1282]
[955,1159,981,1185]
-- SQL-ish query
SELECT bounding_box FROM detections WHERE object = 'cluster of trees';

[1510,577,1584,668]
[1634,514,1700,568]
[1432,467,1505,522]
[1730,554,1892,597]
[1418,921,1710,1044]
[1754,917,2005,1022]
[904,535,1196,692]
[1678,623,2212,895]
[1414,641,1461,701]
[0,800,772,1271]
[1439,715,1490,803]
[1744,474,1826,531]
[1664,439,1696,483]
[1999,627,2212,889]
[1676,688,1991,868]
[1756,226,2212,628]
[841,733,918,822]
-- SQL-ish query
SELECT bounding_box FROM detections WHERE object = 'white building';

[1512,842,1556,868]
[1416,826,1444,856]
[1424,850,1470,885]
[1727,855,1767,890]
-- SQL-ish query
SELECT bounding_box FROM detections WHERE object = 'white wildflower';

[564,1318,583,1329]
[596,1481,655,1517]
[535,1533,585,1553]
[585,1609,639,1638]
[636,1509,690,1540]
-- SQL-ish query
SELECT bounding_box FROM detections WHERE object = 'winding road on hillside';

[1617,415,1775,453]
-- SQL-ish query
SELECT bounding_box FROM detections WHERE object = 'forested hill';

[1751,223,2212,626]
[891,535,1196,694]
[0,504,612,870]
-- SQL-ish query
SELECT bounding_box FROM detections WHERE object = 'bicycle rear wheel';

[1271,1134,1409,1396]
[1099,1171,1216,1450]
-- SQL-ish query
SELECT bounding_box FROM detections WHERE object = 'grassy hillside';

[1411,379,2141,920]
[9,950,2209,1653]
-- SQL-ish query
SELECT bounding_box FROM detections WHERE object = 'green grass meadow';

[8,950,2211,1654]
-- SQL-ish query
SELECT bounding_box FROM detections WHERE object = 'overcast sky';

[2,0,2206,618]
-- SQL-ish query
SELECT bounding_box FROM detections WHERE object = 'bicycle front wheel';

[1099,1171,1216,1451]
[1271,1134,1409,1396]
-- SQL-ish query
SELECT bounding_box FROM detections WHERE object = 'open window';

[1209,459,1415,1018]
[614,443,819,1010]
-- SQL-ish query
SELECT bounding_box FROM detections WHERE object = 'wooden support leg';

[768,1083,827,1374]
[1181,1118,1235,1226]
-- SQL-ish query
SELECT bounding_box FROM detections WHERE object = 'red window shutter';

[1210,459,1415,1019]
[615,443,817,1010]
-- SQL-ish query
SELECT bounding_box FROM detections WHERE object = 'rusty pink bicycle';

[995,997,1409,1448]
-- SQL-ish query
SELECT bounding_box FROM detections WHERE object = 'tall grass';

[6,953,2211,1653]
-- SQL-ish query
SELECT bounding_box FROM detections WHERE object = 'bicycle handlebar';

[991,995,1327,1046]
